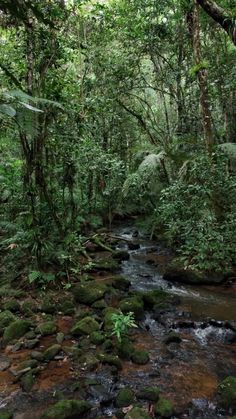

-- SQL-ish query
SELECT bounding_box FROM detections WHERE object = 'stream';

[0,223,235,418]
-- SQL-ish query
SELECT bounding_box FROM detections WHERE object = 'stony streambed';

[0,224,235,419]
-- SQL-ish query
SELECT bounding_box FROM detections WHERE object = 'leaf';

[19,102,44,113]
[0,104,16,117]
[28,271,41,283]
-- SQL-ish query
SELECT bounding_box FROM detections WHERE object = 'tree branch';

[197,0,236,45]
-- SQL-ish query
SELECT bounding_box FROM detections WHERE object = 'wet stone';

[0,355,11,371]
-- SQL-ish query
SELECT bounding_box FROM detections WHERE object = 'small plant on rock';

[111,311,137,342]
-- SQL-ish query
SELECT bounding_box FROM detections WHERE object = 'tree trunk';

[197,0,236,45]
[192,0,214,153]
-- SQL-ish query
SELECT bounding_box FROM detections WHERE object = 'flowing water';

[0,224,235,418]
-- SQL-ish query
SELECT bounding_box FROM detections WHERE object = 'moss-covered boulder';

[116,388,135,408]
[20,371,35,392]
[59,299,75,315]
[119,297,144,320]
[3,320,31,344]
[0,310,17,334]
[116,338,135,360]
[44,344,61,361]
[141,290,169,309]
[21,300,38,315]
[131,349,149,365]
[73,282,107,305]
[0,412,13,419]
[92,257,119,271]
[92,299,108,309]
[35,321,57,336]
[218,376,236,408]
[124,407,150,419]
[3,300,20,313]
[80,354,99,371]
[71,316,100,336]
[40,299,57,314]
[137,386,160,401]
[90,331,105,345]
[98,353,122,370]
[62,346,82,359]
[40,400,91,419]
[103,307,120,331]
[154,397,174,417]
[111,276,131,291]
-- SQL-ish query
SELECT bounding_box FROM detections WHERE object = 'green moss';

[71,316,100,336]
[44,344,61,361]
[20,371,35,392]
[141,290,169,309]
[92,258,119,271]
[21,300,38,315]
[3,320,31,343]
[40,298,56,314]
[73,282,108,305]
[218,376,236,408]
[116,338,135,360]
[59,299,75,315]
[80,354,99,371]
[154,397,174,417]
[90,331,105,345]
[131,349,149,365]
[137,386,160,401]
[62,346,82,359]
[124,407,150,419]
[40,400,91,419]
[0,412,13,419]
[119,297,144,320]
[98,353,122,369]
[3,300,20,312]
[103,307,120,331]
[116,387,135,407]
[35,321,57,336]
[111,276,130,291]
[92,299,108,309]
[0,310,17,334]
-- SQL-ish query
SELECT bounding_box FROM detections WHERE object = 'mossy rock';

[98,353,122,369]
[40,399,91,419]
[101,338,113,351]
[20,371,35,392]
[124,407,150,419]
[154,397,174,417]
[3,300,21,313]
[62,346,82,359]
[92,258,119,271]
[35,321,57,336]
[119,297,144,320]
[137,386,160,401]
[90,331,105,345]
[0,310,17,335]
[131,349,149,365]
[111,276,131,291]
[21,300,38,315]
[73,282,107,305]
[59,299,75,315]
[31,351,44,362]
[71,316,100,336]
[0,412,13,419]
[17,359,39,371]
[92,299,108,309]
[218,376,236,408]
[141,290,169,309]
[116,387,135,407]
[103,307,120,331]
[80,354,99,371]
[116,339,135,360]
[3,320,31,344]
[40,299,57,314]
[44,344,61,361]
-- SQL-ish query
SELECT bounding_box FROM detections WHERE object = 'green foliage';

[111,310,137,342]
[28,271,55,289]
[156,152,236,272]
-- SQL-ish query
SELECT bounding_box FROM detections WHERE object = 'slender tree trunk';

[192,0,214,153]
